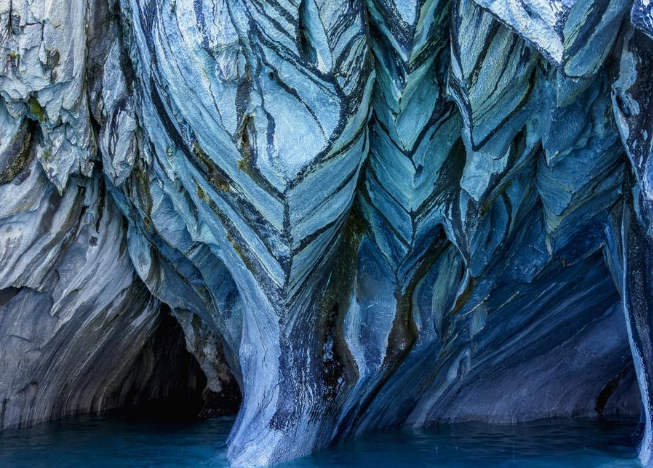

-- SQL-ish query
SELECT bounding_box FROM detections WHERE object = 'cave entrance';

[119,311,242,422]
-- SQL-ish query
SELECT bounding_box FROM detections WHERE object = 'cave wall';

[0,150,175,429]
[1,0,653,467]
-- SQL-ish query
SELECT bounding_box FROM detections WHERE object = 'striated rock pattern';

[0,0,217,430]
[0,150,203,429]
[1,0,653,467]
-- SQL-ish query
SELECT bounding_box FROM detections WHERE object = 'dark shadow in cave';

[115,308,242,423]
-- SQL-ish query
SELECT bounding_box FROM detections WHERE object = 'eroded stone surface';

[2,0,653,467]
[0,151,196,429]
[473,0,630,79]
[632,0,653,39]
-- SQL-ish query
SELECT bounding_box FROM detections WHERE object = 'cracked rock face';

[2,0,653,467]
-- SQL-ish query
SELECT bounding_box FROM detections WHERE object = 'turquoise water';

[0,413,642,468]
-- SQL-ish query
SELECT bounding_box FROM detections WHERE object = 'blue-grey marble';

[1,0,653,467]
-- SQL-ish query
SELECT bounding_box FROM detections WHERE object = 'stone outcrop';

[1,0,653,467]
[0,152,202,429]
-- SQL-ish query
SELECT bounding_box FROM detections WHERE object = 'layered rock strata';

[1,0,653,467]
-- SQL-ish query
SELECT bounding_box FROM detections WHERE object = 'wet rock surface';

[1,0,653,467]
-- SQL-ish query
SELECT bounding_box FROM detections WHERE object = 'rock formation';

[1,0,653,466]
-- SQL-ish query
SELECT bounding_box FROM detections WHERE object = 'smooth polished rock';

[2,0,653,467]
[0,152,194,429]
[472,0,630,78]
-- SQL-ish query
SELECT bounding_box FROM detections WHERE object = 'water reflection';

[0,413,641,468]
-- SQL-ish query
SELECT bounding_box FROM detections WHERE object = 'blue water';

[0,413,642,468]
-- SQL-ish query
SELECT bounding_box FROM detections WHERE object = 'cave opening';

[116,309,242,423]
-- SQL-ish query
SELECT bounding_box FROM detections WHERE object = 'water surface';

[0,413,642,467]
